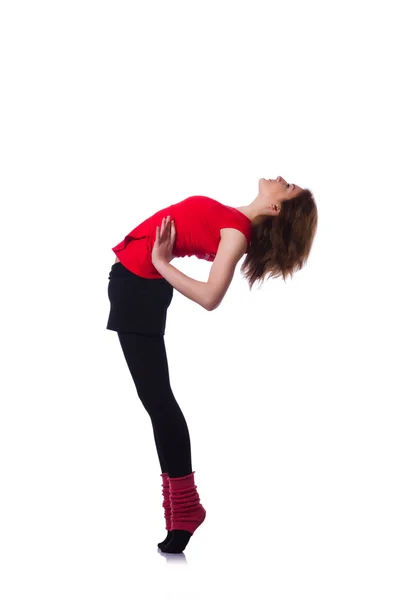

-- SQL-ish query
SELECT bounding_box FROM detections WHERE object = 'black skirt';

[106,262,173,335]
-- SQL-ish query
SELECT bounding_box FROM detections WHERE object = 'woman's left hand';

[152,215,176,265]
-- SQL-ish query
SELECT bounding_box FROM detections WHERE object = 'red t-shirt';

[111,195,252,279]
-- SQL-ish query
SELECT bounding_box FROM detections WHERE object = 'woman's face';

[260,176,303,201]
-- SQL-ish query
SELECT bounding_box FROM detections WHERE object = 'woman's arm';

[153,259,211,310]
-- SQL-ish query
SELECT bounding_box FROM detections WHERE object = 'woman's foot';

[160,472,206,553]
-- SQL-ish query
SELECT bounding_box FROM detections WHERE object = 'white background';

[1,1,396,598]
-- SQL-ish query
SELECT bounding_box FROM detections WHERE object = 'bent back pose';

[106,175,318,554]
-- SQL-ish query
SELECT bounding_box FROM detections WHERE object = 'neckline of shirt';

[226,205,252,227]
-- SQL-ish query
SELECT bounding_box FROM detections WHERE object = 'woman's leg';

[117,331,192,478]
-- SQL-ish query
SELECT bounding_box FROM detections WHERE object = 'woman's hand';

[152,215,176,265]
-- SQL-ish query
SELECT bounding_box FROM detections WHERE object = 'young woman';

[106,176,318,554]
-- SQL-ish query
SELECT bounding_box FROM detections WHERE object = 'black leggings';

[117,331,192,478]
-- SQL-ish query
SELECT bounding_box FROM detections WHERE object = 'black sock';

[160,530,192,554]
[157,530,173,551]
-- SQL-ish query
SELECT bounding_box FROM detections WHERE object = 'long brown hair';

[240,188,318,291]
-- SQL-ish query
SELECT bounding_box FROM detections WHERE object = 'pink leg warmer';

[169,471,206,535]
